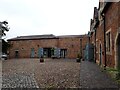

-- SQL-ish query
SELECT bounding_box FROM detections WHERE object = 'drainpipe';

[102,14,107,70]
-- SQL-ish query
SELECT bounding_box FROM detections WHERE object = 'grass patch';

[106,67,118,71]
[105,67,120,84]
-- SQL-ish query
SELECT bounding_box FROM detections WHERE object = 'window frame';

[106,29,112,55]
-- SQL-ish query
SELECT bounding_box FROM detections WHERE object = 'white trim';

[106,28,111,33]
[106,28,112,55]
[115,33,118,69]
[99,9,104,26]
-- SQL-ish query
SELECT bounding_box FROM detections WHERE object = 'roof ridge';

[17,34,55,37]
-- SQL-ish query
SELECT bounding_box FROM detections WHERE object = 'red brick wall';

[105,2,119,67]
[81,35,89,58]
[59,37,80,59]
[119,2,120,27]
[9,39,58,58]
[96,22,104,65]
[90,2,120,68]
[8,35,88,59]
[94,2,119,68]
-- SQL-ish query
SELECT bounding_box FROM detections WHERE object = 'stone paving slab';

[80,61,119,89]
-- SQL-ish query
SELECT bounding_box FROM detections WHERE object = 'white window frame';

[106,29,112,55]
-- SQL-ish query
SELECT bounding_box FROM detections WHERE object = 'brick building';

[8,34,88,59]
[89,1,120,69]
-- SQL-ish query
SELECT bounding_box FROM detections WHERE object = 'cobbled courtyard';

[2,58,80,88]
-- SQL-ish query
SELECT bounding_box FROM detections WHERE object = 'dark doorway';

[15,50,19,58]
[99,44,102,65]
[43,48,52,58]
[60,49,67,58]
[117,35,120,69]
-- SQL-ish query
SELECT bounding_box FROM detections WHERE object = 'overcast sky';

[0,0,99,39]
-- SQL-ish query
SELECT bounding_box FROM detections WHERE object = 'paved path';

[80,61,119,89]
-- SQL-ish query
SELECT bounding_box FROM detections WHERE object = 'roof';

[57,34,88,38]
[7,34,57,41]
[101,2,112,14]
[7,34,88,41]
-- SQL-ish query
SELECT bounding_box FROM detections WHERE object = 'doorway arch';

[115,33,120,69]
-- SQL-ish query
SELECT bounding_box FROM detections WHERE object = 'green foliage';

[77,53,82,59]
[51,48,55,56]
[106,67,118,72]
[76,53,82,62]
[105,67,120,83]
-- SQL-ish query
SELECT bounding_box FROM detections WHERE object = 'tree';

[0,21,9,36]
[0,21,9,57]
[2,39,10,54]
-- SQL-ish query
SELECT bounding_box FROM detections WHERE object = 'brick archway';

[115,31,120,69]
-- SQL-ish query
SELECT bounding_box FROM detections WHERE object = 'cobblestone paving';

[34,59,80,88]
[2,59,39,88]
[2,73,39,88]
[80,61,119,89]
[2,58,80,88]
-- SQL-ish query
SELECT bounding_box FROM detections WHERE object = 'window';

[106,32,111,52]
[37,45,39,47]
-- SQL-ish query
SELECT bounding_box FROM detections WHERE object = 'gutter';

[101,2,112,14]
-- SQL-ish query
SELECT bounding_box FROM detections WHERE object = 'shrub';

[76,53,82,62]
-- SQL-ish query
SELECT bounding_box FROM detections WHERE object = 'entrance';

[84,43,94,61]
[15,50,19,58]
[43,48,52,58]
[60,49,67,58]
[99,44,102,65]
[117,35,120,69]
